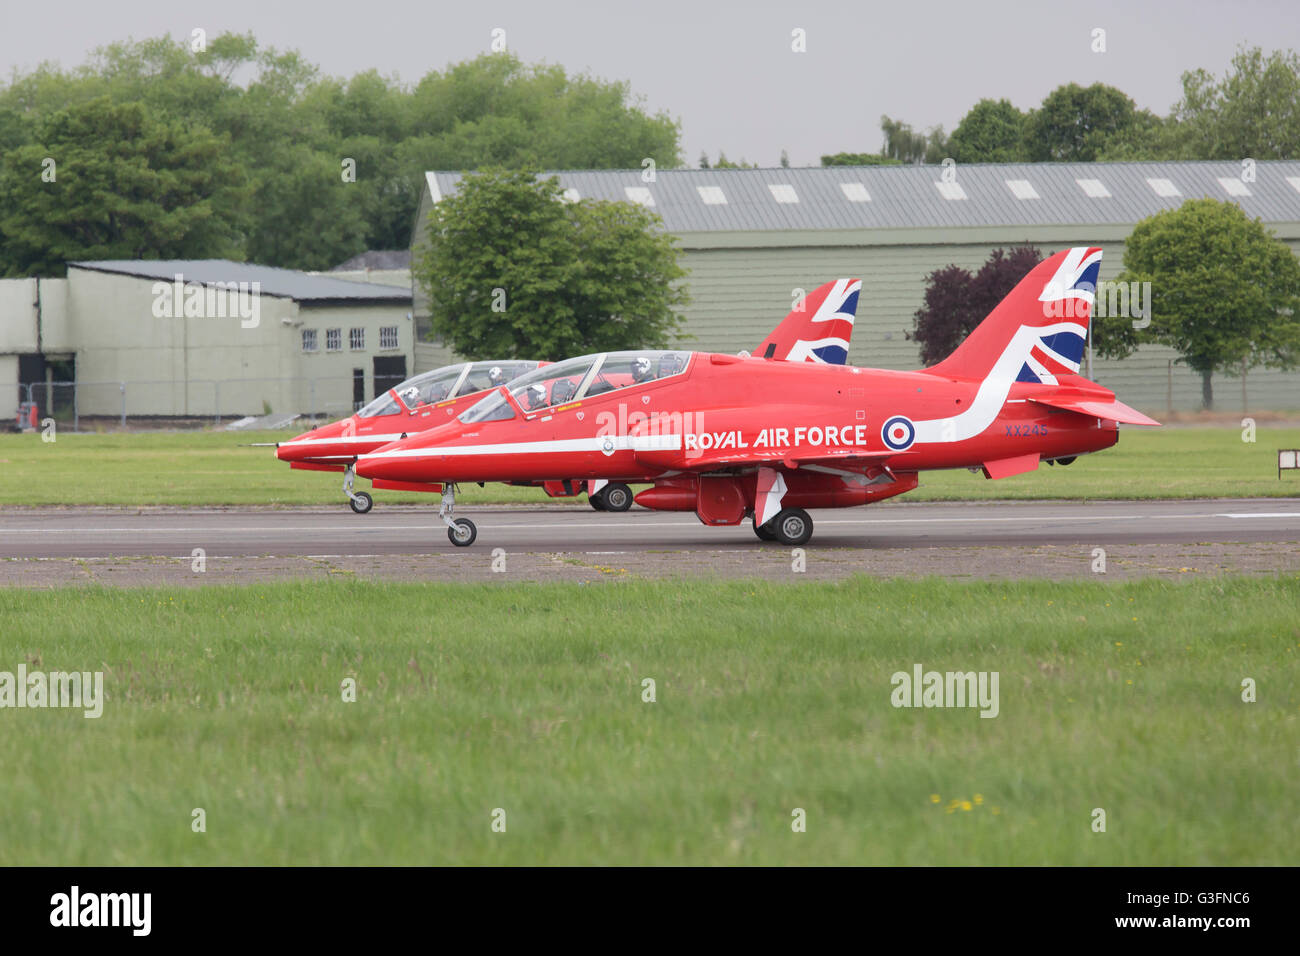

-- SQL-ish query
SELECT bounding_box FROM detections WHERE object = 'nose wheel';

[343,465,374,514]
[438,485,477,547]
[447,517,477,547]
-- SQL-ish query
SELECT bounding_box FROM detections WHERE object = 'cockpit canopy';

[458,350,691,424]
[357,360,541,418]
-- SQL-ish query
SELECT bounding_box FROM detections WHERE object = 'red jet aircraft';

[276,360,539,512]
[356,249,1158,547]
[275,278,862,513]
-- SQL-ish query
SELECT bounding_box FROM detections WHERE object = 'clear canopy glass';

[458,350,691,424]
[357,360,540,417]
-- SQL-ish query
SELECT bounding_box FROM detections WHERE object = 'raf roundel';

[881,415,916,451]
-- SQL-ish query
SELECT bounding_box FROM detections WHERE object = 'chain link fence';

[16,377,364,431]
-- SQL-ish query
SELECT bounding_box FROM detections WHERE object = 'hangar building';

[1,260,412,422]
[413,161,1300,412]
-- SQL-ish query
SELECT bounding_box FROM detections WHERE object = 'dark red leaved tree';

[908,246,1043,366]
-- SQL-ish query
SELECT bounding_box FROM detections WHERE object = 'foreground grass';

[4,425,1300,506]
[1,576,1296,865]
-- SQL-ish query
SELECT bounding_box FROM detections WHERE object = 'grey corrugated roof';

[70,259,412,303]
[426,162,1300,232]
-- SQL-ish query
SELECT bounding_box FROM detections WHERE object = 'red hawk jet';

[275,278,862,512]
[355,249,1158,547]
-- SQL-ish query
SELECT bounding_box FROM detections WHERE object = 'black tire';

[601,482,633,512]
[1056,456,1077,466]
[349,491,373,514]
[447,518,477,547]
[772,508,813,546]
[589,490,607,511]
[752,516,778,541]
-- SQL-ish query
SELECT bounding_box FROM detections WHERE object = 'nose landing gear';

[438,485,477,547]
[343,465,374,514]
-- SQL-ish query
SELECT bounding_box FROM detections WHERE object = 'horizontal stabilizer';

[1029,396,1161,426]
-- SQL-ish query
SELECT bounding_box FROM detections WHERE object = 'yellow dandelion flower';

[973,794,984,805]
[930,794,940,804]
[961,801,972,811]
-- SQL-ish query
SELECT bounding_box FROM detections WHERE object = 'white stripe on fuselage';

[360,433,684,460]
[912,321,1087,443]
[283,434,408,447]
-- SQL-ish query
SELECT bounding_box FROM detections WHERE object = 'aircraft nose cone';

[354,452,398,481]
[277,421,347,461]
[276,439,306,462]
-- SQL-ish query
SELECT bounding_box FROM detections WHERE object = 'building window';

[379,326,399,350]
[326,328,342,351]
[302,329,318,352]
[349,328,365,350]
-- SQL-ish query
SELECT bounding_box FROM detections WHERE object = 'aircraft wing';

[638,445,914,474]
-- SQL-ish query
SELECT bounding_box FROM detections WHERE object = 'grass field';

[3,424,1300,506]
[1,575,1296,865]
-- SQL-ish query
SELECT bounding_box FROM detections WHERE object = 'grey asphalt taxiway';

[2,498,1297,557]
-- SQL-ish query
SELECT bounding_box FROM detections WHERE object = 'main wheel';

[772,508,813,546]
[349,491,373,514]
[1056,456,1077,466]
[752,516,778,541]
[447,517,477,547]
[589,491,607,511]
[601,482,633,512]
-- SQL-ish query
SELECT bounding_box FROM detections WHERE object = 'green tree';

[0,97,246,276]
[1170,46,1300,159]
[947,99,1028,163]
[819,152,902,167]
[909,247,1043,365]
[1023,82,1136,161]
[1093,199,1300,409]
[414,168,688,360]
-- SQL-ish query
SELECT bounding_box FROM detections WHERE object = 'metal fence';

[17,377,364,431]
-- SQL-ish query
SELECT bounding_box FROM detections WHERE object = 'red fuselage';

[355,353,1119,500]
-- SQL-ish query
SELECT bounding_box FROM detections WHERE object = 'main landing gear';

[589,482,633,512]
[751,507,814,546]
[343,464,373,514]
[439,485,477,547]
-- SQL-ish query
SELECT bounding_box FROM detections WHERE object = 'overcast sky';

[3,0,1298,167]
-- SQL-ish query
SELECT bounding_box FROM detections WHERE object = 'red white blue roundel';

[881,415,916,451]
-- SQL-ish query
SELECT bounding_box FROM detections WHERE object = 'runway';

[2,498,1298,558]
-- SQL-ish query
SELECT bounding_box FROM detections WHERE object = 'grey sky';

[3,0,1298,167]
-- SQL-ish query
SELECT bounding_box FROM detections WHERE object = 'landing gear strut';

[439,484,477,547]
[344,464,373,514]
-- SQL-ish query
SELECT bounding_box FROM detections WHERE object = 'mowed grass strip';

[3,425,1299,506]
[1,575,1296,865]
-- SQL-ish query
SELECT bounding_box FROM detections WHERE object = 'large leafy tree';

[0,39,682,273]
[947,99,1029,163]
[415,168,688,360]
[1093,199,1300,410]
[0,97,246,276]
[908,247,1043,366]
[1023,82,1136,162]
[1170,46,1300,160]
